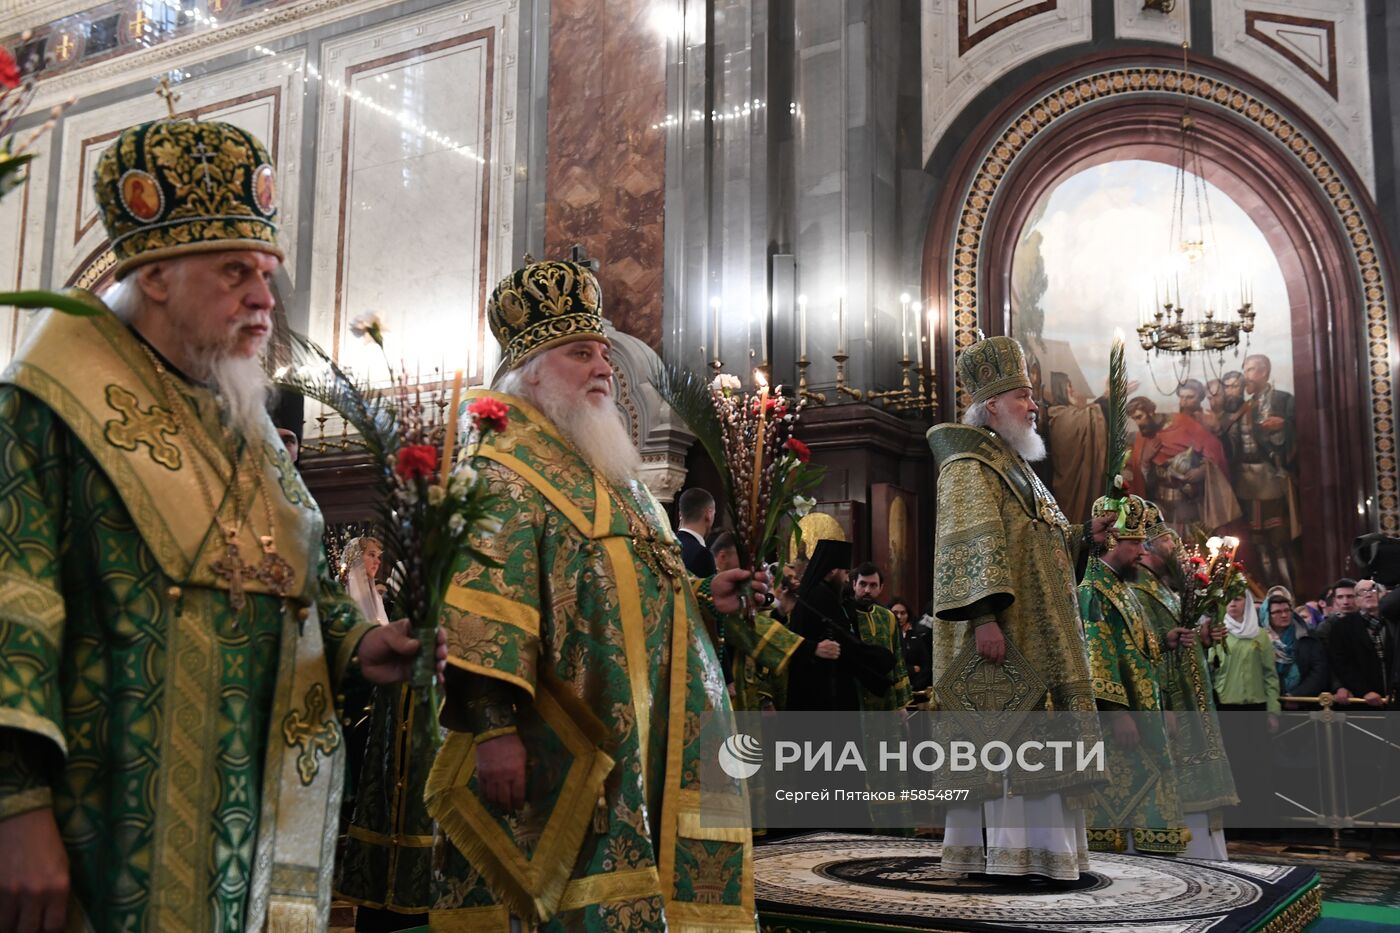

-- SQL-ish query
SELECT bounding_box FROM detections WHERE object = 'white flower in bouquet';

[710,373,741,393]
[448,514,466,536]
[792,494,816,517]
[427,485,446,506]
[349,311,388,348]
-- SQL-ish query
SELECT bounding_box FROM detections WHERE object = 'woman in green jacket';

[1209,592,1281,832]
[1210,593,1282,714]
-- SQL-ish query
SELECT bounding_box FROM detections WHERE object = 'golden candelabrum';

[1136,297,1257,354]
[795,354,827,406]
[794,351,937,416]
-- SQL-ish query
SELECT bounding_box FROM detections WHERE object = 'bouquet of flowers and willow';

[653,364,824,583]
[276,315,503,696]
[1177,534,1247,652]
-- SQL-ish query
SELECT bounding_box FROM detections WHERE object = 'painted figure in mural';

[1131,502,1238,860]
[928,334,1110,881]
[0,119,430,932]
[1236,353,1300,587]
[1079,495,1190,855]
[1124,393,1241,539]
[425,259,762,930]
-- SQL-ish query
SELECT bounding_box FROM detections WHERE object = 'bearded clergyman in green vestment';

[1079,495,1189,855]
[426,259,762,931]
[0,120,431,931]
[1131,501,1238,859]
[928,334,1108,881]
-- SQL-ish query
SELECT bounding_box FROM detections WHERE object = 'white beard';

[992,412,1047,462]
[204,350,272,443]
[530,380,641,485]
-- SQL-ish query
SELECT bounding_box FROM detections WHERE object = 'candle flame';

[754,369,768,389]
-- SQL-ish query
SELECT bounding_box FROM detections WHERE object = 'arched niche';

[922,49,1400,589]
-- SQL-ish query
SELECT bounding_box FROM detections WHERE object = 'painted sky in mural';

[1013,159,1291,403]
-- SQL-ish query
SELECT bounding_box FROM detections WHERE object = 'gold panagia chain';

[140,344,296,610]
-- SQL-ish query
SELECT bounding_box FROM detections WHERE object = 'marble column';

[545,0,668,348]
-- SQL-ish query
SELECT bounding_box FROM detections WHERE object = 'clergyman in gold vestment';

[0,118,430,932]
[928,335,1109,881]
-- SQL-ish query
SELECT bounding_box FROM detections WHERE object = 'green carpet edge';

[1321,900,1400,922]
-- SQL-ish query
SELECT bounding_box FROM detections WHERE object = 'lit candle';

[900,292,910,360]
[913,301,924,369]
[837,289,846,354]
[711,296,721,363]
[750,370,769,538]
[440,369,463,486]
[797,294,808,357]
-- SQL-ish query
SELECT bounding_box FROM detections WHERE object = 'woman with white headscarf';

[1209,593,1280,715]
[1209,591,1282,835]
[340,535,389,625]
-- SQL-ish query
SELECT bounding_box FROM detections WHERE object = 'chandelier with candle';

[1135,43,1258,361]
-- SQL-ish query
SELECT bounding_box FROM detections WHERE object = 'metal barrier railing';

[1270,692,1398,847]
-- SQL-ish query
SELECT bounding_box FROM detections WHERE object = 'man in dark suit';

[675,487,717,577]
[1329,580,1398,708]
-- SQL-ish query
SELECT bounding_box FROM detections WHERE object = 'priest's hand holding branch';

[0,806,69,933]
[710,568,771,614]
[358,619,449,685]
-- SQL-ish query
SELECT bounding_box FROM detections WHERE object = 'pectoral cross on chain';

[281,683,341,785]
[212,525,252,612]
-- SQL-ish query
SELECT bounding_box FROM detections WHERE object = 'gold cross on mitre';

[155,76,181,119]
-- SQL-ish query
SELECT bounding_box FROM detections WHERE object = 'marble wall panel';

[921,0,1090,167]
[1213,0,1373,193]
[1115,0,1188,44]
[52,51,305,286]
[0,141,51,363]
[545,0,667,348]
[307,0,518,384]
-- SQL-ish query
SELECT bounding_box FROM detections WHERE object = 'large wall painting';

[1012,159,1301,588]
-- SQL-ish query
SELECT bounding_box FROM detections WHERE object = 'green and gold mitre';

[487,259,607,369]
[1141,499,1176,543]
[957,334,1032,405]
[94,119,282,280]
[1093,493,1150,541]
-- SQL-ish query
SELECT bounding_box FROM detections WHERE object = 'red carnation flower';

[396,444,439,482]
[765,397,785,415]
[468,397,509,434]
[1194,572,1210,586]
[784,438,811,463]
[0,50,19,90]
[1189,556,1206,566]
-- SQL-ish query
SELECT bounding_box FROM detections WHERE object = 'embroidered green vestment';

[1079,558,1188,854]
[427,391,753,932]
[724,612,803,712]
[0,303,373,931]
[1131,574,1239,814]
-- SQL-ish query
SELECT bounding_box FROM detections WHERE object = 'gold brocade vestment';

[927,423,1102,804]
[0,300,374,931]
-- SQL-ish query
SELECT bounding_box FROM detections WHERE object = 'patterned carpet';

[756,833,1321,932]
[1226,845,1400,911]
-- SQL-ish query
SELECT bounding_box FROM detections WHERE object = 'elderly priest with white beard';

[427,259,763,931]
[927,334,1112,881]
[0,118,432,933]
